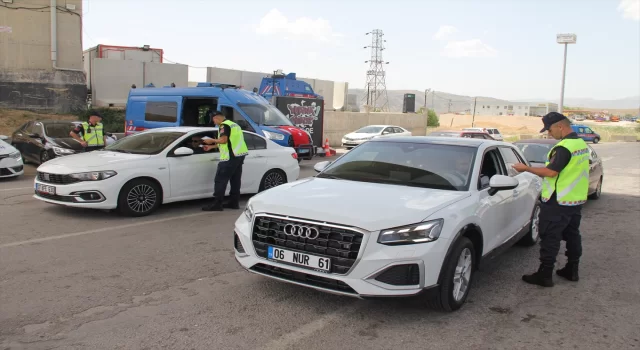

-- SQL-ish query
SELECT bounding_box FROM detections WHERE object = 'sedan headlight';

[263,131,285,141]
[68,171,117,181]
[52,146,75,156]
[9,151,21,160]
[244,203,254,221]
[378,219,444,245]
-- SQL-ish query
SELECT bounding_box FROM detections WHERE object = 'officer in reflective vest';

[70,110,106,151]
[512,112,589,287]
[202,111,249,211]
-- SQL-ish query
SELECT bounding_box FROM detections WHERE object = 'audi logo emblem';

[284,224,320,240]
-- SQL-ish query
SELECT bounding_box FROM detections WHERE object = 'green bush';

[74,107,125,133]
[427,109,440,127]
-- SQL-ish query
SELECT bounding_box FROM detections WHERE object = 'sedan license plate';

[36,183,56,195]
[268,246,331,272]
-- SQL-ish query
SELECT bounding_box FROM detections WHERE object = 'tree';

[427,109,440,127]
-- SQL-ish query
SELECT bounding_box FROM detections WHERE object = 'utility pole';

[423,88,430,113]
[362,29,390,112]
[432,91,435,113]
[447,99,452,113]
[472,97,477,127]
[557,33,577,114]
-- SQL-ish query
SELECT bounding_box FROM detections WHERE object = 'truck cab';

[258,71,323,101]
[124,83,309,153]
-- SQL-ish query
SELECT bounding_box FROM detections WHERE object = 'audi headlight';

[244,203,254,221]
[9,151,21,160]
[378,219,444,245]
[263,131,285,141]
[68,171,117,181]
[52,147,75,156]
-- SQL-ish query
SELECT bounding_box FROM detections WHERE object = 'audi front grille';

[251,215,364,274]
[37,172,80,185]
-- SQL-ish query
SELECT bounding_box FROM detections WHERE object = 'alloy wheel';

[126,184,157,214]
[264,171,285,190]
[452,248,473,302]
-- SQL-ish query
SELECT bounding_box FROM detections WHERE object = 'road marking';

[601,156,615,162]
[0,212,211,249]
[261,304,359,350]
[0,186,33,192]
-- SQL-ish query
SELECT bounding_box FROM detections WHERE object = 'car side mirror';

[314,160,331,173]
[0,135,8,141]
[488,175,519,196]
[173,147,194,157]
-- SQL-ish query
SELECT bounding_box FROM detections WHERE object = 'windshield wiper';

[316,174,346,180]
[108,149,131,154]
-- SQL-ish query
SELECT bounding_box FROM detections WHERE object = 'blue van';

[570,124,601,144]
[124,83,314,157]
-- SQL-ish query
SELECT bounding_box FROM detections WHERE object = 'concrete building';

[0,0,86,113]
[471,100,558,117]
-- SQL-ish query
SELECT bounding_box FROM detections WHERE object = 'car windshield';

[317,141,476,191]
[238,103,294,127]
[104,131,185,154]
[514,143,554,163]
[355,126,384,133]
[429,131,460,137]
[45,123,76,138]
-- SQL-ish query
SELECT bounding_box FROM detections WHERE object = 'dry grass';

[0,109,77,136]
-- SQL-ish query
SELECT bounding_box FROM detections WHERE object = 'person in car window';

[201,111,249,211]
[189,135,208,154]
[70,110,106,151]
[512,112,588,287]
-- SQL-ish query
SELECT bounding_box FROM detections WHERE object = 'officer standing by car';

[512,112,589,287]
[201,111,249,211]
[69,110,107,151]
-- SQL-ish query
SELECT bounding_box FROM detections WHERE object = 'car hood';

[248,178,470,231]
[344,132,377,139]
[47,137,86,151]
[0,139,18,155]
[37,151,152,173]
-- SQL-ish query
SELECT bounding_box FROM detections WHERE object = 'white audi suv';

[234,136,541,311]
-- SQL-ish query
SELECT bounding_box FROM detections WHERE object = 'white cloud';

[433,25,458,40]
[441,39,498,58]
[618,0,640,21]
[256,9,343,43]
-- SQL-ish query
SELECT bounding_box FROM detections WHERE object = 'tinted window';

[514,143,553,164]
[393,127,405,133]
[317,141,477,191]
[578,127,585,133]
[585,127,594,133]
[145,102,178,123]
[105,131,185,155]
[45,123,76,138]
[244,133,267,150]
[30,122,44,135]
[499,147,522,176]
[355,126,384,133]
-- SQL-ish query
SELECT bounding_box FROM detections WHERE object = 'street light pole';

[557,33,577,115]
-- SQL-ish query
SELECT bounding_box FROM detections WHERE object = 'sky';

[81,0,640,101]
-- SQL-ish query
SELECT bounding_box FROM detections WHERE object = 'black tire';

[588,176,602,200]
[40,150,52,164]
[593,137,600,144]
[258,169,287,192]
[117,178,162,217]
[518,201,541,246]
[426,237,475,312]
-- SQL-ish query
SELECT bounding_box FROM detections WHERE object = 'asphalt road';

[1,143,639,350]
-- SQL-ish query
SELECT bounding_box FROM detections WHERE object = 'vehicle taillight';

[291,153,298,159]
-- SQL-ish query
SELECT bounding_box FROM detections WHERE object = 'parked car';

[514,138,603,199]
[570,124,601,143]
[341,125,412,149]
[33,127,300,217]
[235,136,541,312]
[428,130,496,140]
[462,127,503,141]
[0,135,24,179]
[124,84,315,161]
[11,120,118,165]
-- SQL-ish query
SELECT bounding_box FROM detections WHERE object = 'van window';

[145,102,178,123]
[238,103,294,127]
[182,98,217,126]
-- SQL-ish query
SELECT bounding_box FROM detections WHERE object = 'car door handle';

[513,190,519,196]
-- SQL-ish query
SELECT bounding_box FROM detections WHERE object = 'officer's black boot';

[556,260,579,281]
[522,264,554,287]
[224,196,240,209]
[202,198,224,211]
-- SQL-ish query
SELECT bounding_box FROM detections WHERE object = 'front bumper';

[33,177,119,209]
[233,214,449,298]
[0,157,24,178]
[294,144,315,160]
[341,138,370,148]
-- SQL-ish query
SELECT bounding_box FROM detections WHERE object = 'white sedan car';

[33,127,300,217]
[341,125,412,149]
[0,135,24,178]
[234,136,541,312]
